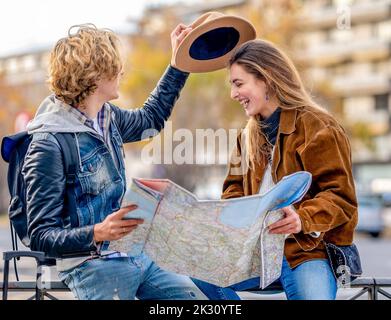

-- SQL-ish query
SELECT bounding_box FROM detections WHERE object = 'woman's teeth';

[241,99,249,108]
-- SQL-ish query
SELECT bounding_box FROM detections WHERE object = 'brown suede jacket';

[221,106,358,268]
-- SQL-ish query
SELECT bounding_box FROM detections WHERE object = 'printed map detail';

[109,172,312,288]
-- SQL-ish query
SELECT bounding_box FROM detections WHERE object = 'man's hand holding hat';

[171,24,192,69]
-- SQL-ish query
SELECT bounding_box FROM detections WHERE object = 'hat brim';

[174,16,256,73]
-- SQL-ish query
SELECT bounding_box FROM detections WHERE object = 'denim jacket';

[22,65,189,258]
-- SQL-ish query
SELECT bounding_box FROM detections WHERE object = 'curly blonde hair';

[48,24,123,107]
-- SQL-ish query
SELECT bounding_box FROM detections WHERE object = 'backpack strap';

[53,133,79,228]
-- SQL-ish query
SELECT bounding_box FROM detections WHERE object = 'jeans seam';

[141,265,198,299]
[141,280,176,299]
[138,257,177,299]
[74,265,90,300]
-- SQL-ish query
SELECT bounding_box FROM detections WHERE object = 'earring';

[265,92,269,101]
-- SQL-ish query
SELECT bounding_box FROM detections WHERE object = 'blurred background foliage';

[0,0,389,210]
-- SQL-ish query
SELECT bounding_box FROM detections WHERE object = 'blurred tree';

[350,122,376,152]
[122,0,300,128]
[119,0,301,191]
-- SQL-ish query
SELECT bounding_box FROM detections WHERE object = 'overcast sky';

[0,0,196,57]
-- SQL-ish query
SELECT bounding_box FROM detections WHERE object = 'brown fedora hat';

[174,12,256,73]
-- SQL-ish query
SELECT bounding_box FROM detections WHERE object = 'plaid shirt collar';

[60,100,111,142]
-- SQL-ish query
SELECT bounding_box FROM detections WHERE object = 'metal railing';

[348,277,391,300]
[234,277,391,300]
[2,250,391,300]
[1,251,65,300]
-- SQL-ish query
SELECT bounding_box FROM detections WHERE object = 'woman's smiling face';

[229,63,269,118]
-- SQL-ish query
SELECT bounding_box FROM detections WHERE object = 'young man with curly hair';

[22,24,207,300]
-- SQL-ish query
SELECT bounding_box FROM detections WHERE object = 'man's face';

[96,71,123,102]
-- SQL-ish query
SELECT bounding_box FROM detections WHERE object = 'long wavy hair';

[228,39,326,168]
[48,24,123,107]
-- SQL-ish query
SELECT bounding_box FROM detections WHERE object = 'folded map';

[109,171,312,288]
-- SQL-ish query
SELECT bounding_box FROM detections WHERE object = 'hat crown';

[191,12,225,29]
[174,12,256,73]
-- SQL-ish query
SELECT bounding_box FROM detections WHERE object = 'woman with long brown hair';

[193,39,358,300]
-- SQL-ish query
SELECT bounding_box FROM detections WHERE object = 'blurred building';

[295,0,391,162]
[133,0,248,32]
[0,0,390,201]
[0,46,50,105]
[293,0,391,196]
[138,0,391,160]
[0,32,133,108]
[135,0,391,196]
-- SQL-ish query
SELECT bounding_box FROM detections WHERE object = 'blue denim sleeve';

[110,65,189,143]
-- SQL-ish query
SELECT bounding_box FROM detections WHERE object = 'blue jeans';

[192,257,337,300]
[58,253,207,300]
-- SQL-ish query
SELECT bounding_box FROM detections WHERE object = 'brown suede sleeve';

[293,126,357,248]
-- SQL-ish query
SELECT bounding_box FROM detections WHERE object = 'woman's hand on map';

[268,206,302,235]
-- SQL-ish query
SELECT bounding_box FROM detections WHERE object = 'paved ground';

[239,234,391,300]
[1,223,390,300]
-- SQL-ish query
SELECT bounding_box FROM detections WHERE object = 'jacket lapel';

[272,108,298,182]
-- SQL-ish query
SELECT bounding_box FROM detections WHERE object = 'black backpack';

[1,131,79,249]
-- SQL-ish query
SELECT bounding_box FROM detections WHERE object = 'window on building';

[344,96,374,121]
[355,24,373,40]
[374,93,389,111]
[378,20,391,41]
[374,60,391,76]
[22,55,36,72]
[5,58,19,74]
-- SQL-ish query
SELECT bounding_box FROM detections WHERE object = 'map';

[109,171,312,288]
